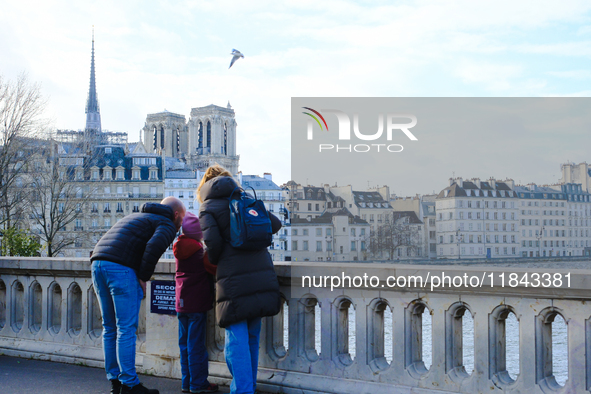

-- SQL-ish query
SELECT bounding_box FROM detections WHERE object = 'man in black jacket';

[91,197,185,394]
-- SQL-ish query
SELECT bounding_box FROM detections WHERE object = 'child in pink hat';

[173,212,218,393]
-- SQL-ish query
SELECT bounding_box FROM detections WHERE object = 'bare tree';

[26,141,98,257]
[0,73,47,229]
[364,213,422,260]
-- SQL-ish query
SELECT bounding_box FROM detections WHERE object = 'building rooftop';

[437,178,518,199]
[241,175,281,190]
[165,170,196,179]
[292,208,369,225]
[391,211,423,225]
[299,186,326,200]
[352,191,391,208]
[327,191,345,203]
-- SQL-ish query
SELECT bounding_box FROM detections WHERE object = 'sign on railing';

[150,280,176,314]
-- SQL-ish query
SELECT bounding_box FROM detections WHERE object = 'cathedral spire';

[85,26,102,135]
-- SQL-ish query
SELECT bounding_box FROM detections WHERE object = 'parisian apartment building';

[390,194,437,259]
[515,182,591,257]
[286,182,428,261]
[435,177,520,259]
[291,209,370,262]
[435,175,591,259]
[48,142,165,258]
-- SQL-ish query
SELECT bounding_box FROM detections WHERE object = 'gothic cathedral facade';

[142,103,239,174]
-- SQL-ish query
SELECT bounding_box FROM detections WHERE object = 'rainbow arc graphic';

[302,107,329,131]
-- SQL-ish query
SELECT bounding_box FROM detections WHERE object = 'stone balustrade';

[0,257,590,393]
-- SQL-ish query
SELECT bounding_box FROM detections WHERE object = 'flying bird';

[229,49,244,69]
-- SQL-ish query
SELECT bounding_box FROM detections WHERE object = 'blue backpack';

[228,186,273,250]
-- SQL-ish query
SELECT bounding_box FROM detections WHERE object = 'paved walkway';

[0,355,236,394]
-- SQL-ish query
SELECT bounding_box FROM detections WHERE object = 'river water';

[285,305,569,385]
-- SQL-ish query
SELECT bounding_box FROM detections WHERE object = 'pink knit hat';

[182,212,203,240]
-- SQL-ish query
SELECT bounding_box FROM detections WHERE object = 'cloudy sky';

[2,0,591,188]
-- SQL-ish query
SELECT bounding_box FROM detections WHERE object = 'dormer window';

[103,169,112,180]
[133,157,157,166]
[116,168,125,180]
[105,147,112,154]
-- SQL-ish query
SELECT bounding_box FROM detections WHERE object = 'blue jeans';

[91,260,143,387]
[178,312,209,391]
[224,317,262,394]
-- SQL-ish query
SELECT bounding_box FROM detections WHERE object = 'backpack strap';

[229,186,257,201]
[245,186,257,200]
[229,186,243,201]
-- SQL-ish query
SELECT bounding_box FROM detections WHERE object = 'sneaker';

[110,379,122,394]
[120,383,159,394]
[190,383,219,393]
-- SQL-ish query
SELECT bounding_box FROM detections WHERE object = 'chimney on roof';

[473,178,481,189]
[263,172,272,181]
[489,178,496,189]
[505,179,515,190]
[457,177,463,187]
[449,177,454,186]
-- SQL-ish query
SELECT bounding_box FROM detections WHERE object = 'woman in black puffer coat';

[197,165,281,394]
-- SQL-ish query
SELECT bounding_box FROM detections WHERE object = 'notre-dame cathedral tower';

[142,102,239,174]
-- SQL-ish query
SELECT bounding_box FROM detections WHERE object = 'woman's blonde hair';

[196,164,233,202]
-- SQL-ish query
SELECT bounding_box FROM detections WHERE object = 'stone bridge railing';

[0,257,590,393]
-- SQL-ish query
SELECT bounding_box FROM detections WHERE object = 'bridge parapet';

[0,257,589,393]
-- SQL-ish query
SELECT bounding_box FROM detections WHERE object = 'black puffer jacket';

[199,176,282,328]
[91,203,178,281]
